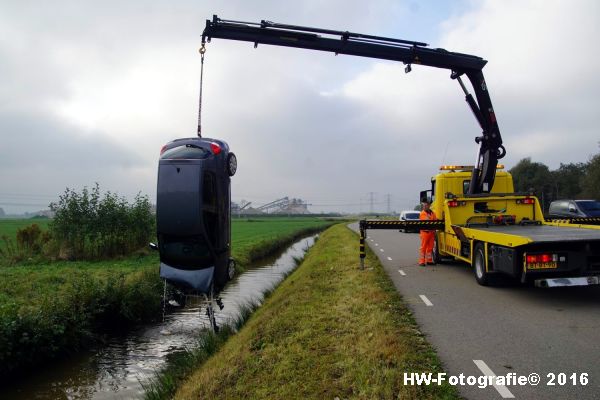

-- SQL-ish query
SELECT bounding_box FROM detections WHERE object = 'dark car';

[548,199,600,219]
[155,137,237,294]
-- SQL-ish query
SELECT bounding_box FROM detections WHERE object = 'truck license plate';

[528,262,558,269]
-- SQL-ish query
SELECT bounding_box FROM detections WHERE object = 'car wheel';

[227,258,236,281]
[227,152,237,176]
[473,243,493,286]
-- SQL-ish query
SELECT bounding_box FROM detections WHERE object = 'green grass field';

[0,216,332,378]
[0,218,333,307]
[0,218,51,239]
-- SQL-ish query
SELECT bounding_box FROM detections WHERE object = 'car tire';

[473,242,493,286]
[227,152,237,176]
[227,258,236,281]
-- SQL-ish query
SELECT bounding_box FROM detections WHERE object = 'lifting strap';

[197,43,206,137]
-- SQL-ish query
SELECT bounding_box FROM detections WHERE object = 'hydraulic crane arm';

[202,16,506,194]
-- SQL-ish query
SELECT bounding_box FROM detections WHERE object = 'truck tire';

[432,234,441,264]
[473,243,492,286]
[433,234,451,264]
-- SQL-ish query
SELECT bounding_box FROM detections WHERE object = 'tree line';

[509,152,600,213]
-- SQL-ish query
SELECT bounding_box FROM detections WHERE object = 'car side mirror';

[568,207,577,213]
[149,242,158,251]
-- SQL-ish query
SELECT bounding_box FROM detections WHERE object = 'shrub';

[49,184,155,260]
[0,268,163,377]
[0,225,50,264]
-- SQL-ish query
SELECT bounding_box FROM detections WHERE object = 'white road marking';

[387,256,393,261]
[419,295,433,306]
[473,360,515,399]
[374,243,379,246]
[398,269,406,276]
[379,248,384,252]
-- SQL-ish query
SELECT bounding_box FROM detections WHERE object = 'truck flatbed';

[466,224,600,243]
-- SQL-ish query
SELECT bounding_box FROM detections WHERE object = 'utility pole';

[367,192,375,214]
[385,194,391,214]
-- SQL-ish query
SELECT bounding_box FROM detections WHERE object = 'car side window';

[568,201,578,213]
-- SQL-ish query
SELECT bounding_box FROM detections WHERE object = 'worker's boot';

[426,253,435,265]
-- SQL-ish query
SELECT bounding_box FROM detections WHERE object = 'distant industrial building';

[232,197,310,215]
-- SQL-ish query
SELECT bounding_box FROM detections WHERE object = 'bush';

[0,268,163,378]
[49,184,155,260]
[0,224,51,264]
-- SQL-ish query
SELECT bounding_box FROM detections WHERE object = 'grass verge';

[170,224,458,399]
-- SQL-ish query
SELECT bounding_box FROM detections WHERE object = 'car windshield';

[404,212,420,219]
[161,144,210,160]
[576,201,600,211]
[160,235,213,268]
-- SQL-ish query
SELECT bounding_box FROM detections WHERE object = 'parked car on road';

[399,210,421,232]
[548,200,600,219]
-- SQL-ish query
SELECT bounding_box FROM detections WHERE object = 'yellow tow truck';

[361,165,600,287]
[199,16,600,287]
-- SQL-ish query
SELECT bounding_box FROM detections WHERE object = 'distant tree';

[509,158,553,212]
[551,162,586,199]
[0,207,5,217]
[580,153,600,199]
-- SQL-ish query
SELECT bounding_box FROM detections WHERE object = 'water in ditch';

[3,235,317,400]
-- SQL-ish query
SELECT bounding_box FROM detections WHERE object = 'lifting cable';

[197,43,206,137]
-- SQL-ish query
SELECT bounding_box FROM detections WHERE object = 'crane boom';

[202,15,506,194]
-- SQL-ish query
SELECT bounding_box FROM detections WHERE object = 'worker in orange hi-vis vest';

[419,199,437,266]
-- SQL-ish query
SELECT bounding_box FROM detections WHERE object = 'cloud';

[1,0,599,214]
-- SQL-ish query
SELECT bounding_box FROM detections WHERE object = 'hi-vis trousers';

[419,230,435,264]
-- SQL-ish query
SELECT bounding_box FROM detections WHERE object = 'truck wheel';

[433,234,451,264]
[433,234,441,264]
[473,243,491,286]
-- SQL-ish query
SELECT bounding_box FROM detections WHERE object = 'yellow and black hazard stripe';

[360,219,445,230]
[359,232,366,259]
[545,217,600,226]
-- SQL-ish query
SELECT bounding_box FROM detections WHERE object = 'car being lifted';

[155,137,237,295]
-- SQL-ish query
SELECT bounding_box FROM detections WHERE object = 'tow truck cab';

[426,165,520,219]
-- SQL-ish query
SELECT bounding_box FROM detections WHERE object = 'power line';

[0,201,51,207]
[367,192,375,213]
[385,194,391,214]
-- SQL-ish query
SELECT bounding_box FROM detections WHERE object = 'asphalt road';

[349,223,600,400]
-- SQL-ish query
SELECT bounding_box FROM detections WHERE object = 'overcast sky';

[1,0,599,214]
